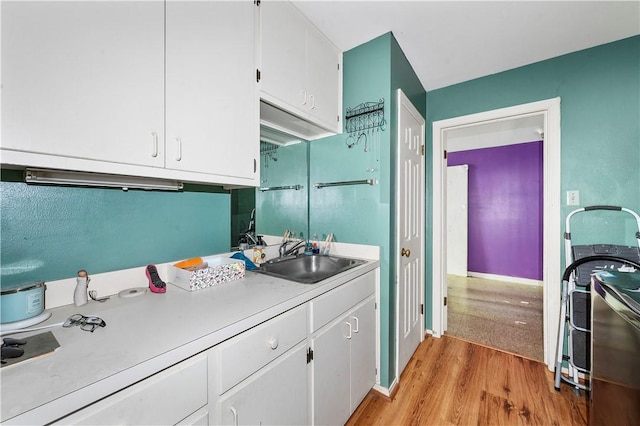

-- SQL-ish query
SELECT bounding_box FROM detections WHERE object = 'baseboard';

[466,271,543,287]
[372,379,397,401]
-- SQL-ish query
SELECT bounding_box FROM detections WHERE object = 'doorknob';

[401,248,411,257]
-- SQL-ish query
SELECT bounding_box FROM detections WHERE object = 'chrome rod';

[258,184,303,192]
[314,179,377,189]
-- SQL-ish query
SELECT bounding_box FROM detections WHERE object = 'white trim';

[432,97,561,370]
[372,379,396,398]
[466,271,544,287]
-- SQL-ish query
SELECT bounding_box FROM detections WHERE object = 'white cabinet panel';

[311,313,351,426]
[165,1,258,180]
[259,1,341,136]
[217,304,307,394]
[218,343,308,426]
[306,23,341,130]
[260,0,307,118]
[2,1,259,186]
[1,1,165,167]
[56,354,208,426]
[310,272,377,426]
[349,296,377,409]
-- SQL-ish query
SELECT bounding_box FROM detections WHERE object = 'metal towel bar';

[258,185,303,192]
[314,179,377,189]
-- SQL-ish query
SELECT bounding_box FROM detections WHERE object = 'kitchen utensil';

[1,281,46,324]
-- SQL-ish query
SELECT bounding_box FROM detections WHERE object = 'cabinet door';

[349,296,377,411]
[311,314,351,426]
[218,343,308,426]
[165,1,258,181]
[259,0,307,117]
[306,24,341,132]
[1,1,164,167]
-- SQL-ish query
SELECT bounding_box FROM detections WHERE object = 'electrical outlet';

[567,190,580,206]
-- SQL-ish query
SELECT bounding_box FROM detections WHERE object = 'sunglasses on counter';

[63,314,106,333]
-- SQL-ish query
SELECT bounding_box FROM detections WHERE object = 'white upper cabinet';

[165,1,258,180]
[1,1,259,187]
[1,1,165,168]
[259,0,342,138]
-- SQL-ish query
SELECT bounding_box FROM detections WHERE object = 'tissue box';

[168,256,246,291]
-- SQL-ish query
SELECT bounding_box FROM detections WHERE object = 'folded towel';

[231,252,258,270]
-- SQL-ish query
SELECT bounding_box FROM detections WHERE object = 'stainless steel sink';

[254,255,366,284]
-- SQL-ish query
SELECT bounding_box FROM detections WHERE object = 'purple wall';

[448,141,543,280]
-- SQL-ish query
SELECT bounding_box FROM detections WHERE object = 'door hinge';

[337,115,340,122]
[374,302,377,310]
[444,297,447,306]
[253,158,257,173]
[443,150,448,159]
[420,303,424,315]
[337,63,340,70]
[254,0,260,6]
[421,145,425,155]
[306,347,314,364]
[256,69,261,83]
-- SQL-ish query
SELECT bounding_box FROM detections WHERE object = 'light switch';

[567,190,580,206]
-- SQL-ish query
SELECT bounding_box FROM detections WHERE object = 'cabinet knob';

[401,248,411,257]
[268,338,279,350]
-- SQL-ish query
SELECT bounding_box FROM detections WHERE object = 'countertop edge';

[3,259,380,425]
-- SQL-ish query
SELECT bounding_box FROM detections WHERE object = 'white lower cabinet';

[47,269,377,426]
[217,343,308,426]
[55,354,208,425]
[310,272,376,425]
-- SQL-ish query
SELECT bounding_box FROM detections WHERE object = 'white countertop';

[1,257,379,424]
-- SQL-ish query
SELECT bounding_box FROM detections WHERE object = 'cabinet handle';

[229,406,238,426]
[345,322,352,340]
[352,316,359,333]
[151,132,159,158]
[175,137,183,162]
[310,94,315,110]
[268,338,279,350]
[302,90,307,106]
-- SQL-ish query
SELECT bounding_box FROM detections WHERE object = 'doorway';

[431,98,561,369]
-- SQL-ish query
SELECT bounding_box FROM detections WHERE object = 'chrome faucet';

[279,239,305,258]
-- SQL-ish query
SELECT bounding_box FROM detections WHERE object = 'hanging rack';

[260,141,279,167]
[344,98,385,135]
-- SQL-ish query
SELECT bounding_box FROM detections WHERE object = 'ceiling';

[291,1,640,91]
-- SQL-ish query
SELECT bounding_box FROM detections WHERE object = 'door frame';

[395,89,426,382]
[431,97,561,369]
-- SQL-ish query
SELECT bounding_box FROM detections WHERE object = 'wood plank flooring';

[346,335,588,426]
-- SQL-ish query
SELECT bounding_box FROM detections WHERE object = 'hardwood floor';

[346,335,588,426]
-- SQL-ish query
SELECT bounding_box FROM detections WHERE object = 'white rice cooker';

[1,281,50,329]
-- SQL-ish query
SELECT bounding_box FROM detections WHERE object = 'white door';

[446,165,469,277]
[396,89,425,377]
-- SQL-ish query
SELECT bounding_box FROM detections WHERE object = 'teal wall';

[310,32,425,388]
[256,141,309,240]
[0,170,231,287]
[425,36,640,327]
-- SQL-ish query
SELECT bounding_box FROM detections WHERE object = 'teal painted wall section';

[310,32,392,386]
[1,172,231,287]
[424,35,640,328]
[310,32,425,388]
[256,141,309,239]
